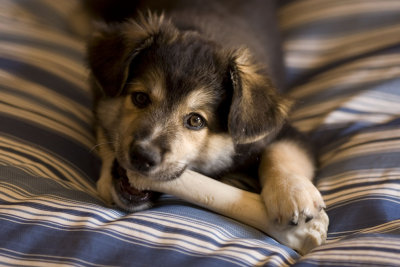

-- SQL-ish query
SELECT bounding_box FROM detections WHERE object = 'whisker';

[174,161,187,167]
[89,142,114,153]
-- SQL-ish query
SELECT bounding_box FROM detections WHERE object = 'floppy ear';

[228,48,292,144]
[86,13,177,96]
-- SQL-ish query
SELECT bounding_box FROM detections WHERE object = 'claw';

[290,211,299,226]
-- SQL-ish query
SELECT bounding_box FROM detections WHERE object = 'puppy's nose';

[129,143,161,173]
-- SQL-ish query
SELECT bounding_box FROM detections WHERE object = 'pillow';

[1,0,399,266]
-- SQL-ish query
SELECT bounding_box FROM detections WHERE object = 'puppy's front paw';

[262,174,326,226]
[270,209,329,255]
[262,174,328,254]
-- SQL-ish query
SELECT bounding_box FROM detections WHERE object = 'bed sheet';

[0,0,399,266]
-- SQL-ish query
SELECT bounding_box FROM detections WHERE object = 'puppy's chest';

[231,147,262,178]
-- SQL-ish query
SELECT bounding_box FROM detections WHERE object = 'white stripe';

[0,181,108,220]
[135,213,294,263]
[0,2,43,28]
[0,141,98,197]
[0,248,115,267]
[327,220,400,241]
[322,111,397,129]
[286,32,400,70]
[0,101,93,149]
[318,168,400,190]
[320,129,400,166]
[308,252,400,265]
[280,0,400,30]
[311,55,400,82]
[0,255,77,267]
[289,54,400,99]
[285,24,400,52]
[324,189,400,207]
[144,210,293,252]
[322,235,400,251]
[0,17,83,51]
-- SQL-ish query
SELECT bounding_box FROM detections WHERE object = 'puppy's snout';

[130,143,162,173]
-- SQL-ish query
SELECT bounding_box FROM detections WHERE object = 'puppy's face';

[88,13,290,211]
[97,52,235,181]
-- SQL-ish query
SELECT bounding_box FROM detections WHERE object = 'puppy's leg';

[128,168,326,254]
[95,128,114,204]
[259,139,329,253]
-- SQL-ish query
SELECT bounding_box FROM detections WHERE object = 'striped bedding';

[0,0,399,266]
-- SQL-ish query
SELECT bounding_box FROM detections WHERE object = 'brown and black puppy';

[86,0,328,252]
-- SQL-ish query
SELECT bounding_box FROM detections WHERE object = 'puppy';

[86,0,328,252]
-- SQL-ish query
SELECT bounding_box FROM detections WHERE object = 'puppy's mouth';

[111,160,159,209]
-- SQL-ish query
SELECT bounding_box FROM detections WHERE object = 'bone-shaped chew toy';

[128,169,328,255]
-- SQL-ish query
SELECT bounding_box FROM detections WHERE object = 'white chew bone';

[128,170,328,255]
[129,170,271,230]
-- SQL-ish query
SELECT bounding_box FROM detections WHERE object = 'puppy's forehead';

[127,33,229,112]
[183,88,219,109]
[155,34,228,94]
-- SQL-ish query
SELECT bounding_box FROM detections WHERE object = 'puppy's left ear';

[228,49,292,144]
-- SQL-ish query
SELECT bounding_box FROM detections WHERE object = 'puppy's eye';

[131,92,150,108]
[184,113,206,130]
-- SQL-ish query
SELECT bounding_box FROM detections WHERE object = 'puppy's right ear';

[86,13,177,96]
[87,23,130,97]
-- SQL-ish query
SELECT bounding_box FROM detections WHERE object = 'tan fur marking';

[259,140,315,186]
[96,128,115,204]
[234,48,263,107]
[185,88,218,110]
[126,69,165,103]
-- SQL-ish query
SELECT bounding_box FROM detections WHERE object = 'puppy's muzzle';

[129,143,163,173]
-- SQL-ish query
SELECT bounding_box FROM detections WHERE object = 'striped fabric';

[0,0,399,266]
[280,0,400,266]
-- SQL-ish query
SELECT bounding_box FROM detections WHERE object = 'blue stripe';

[319,152,400,178]
[327,200,400,233]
